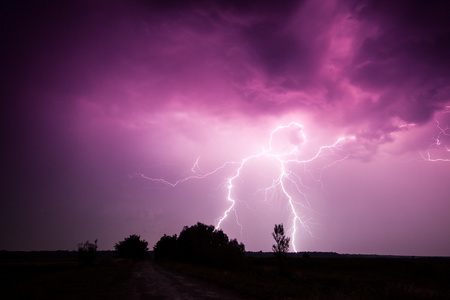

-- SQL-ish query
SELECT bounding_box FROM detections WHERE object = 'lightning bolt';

[422,107,450,162]
[136,122,355,252]
[191,156,201,173]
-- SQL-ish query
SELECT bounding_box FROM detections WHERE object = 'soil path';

[117,260,247,300]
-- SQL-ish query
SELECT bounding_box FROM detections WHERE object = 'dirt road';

[117,260,247,300]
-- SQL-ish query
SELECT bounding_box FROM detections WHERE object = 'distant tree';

[272,223,290,275]
[153,234,178,260]
[77,239,98,267]
[115,234,149,259]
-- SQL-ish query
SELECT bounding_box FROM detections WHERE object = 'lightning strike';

[191,156,201,173]
[422,114,450,162]
[137,123,355,252]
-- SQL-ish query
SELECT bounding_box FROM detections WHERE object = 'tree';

[177,222,216,264]
[115,234,149,259]
[154,222,245,268]
[77,239,98,267]
[272,223,290,275]
[153,234,178,260]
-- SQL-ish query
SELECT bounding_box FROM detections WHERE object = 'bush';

[154,222,245,268]
[77,239,98,267]
[115,234,149,259]
[153,234,178,260]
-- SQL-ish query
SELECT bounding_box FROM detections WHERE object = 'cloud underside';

[4,0,450,154]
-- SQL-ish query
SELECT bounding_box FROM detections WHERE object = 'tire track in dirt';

[117,260,247,300]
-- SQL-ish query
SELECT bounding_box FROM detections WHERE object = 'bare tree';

[272,224,290,275]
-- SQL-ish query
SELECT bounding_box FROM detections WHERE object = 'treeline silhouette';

[4,223,246,269]
[75,234,148,266]
[154,222,245,268]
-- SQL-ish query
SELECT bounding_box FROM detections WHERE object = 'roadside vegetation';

[114,234,149,259]
[154,222,245,268]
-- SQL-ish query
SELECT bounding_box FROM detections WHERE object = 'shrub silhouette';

[77,239,98,267]
[115,234,149,259]
[154,222,245,268]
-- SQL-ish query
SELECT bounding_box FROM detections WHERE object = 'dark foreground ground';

[118,260,245,299]
[160,256,450,300]
[1,254,449,299]
[0,257,244,300]
[0,258,133,300]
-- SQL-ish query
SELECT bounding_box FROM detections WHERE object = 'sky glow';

[2,0,450,256]
[138,122,357,252]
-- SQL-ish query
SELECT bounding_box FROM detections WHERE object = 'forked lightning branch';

[134,122,356,252]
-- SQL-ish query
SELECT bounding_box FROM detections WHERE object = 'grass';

[0,258,135,300]
[157,256,450,299]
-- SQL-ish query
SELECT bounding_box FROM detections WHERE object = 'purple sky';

[2,0,450,256]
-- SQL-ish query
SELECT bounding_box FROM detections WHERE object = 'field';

[159,255,450,299]
[0,257,134,300]
[1,253,449,299]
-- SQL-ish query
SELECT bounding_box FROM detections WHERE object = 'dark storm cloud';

[349,0,450,124]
